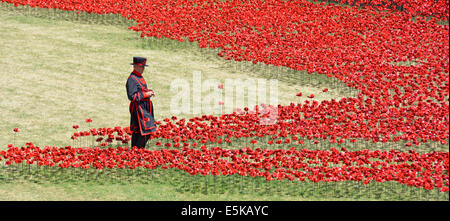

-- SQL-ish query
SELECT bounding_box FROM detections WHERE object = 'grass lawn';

[2,166,444,201]
[0,182,371,201]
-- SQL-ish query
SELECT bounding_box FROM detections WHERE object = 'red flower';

[13,128,20,133]
[72,125,79,130]
[85,118,92,123]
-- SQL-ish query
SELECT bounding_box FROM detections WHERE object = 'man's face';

[134,65,145,74]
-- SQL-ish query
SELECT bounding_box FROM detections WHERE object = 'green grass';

[1,165,447,201]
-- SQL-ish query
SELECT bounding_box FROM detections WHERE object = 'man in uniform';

[126,57,156,148]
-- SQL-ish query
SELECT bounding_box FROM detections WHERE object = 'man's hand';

[145,90,155,97]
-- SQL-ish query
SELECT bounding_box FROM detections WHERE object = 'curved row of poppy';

[70,97,448,148]
[1,143,448,192]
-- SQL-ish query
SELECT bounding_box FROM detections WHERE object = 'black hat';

[130,57,148,66]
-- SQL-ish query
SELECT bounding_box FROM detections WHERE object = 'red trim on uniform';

[135,102,144,135]
[130,102,139,134]
[131,75,146,90]
[132,70,142,77]
[139,105,154,130]
[141,127,156,135]
[134,62,146,66]
[139,78,147,85]
[135,100,155,134]
[131,75,151,104]
[131,75,144,86]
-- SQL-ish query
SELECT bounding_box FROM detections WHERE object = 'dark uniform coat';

[126,70,156,135]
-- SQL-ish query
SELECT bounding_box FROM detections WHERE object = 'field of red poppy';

[0,0,448,201]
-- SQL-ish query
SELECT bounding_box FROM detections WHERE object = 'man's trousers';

[131,132,150,149]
